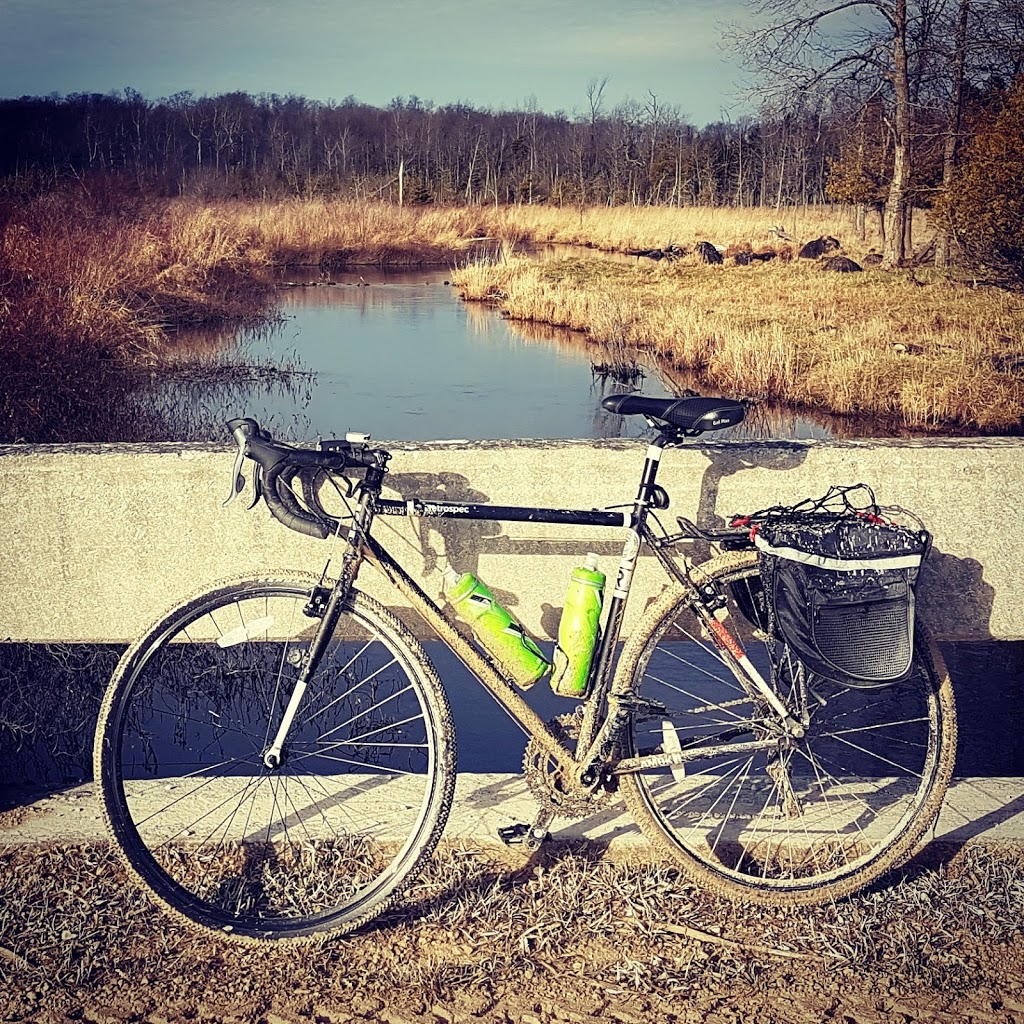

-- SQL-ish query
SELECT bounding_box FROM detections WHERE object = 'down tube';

[361,536,578,774]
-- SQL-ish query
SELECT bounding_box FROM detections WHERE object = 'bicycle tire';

[93,574,456,942]
[617,550,956,905]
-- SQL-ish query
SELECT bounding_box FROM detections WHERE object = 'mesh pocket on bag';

[812,595,914,682]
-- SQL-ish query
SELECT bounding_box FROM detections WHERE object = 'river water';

[151,266,894,444]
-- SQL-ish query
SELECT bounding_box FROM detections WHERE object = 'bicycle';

[92,393,957,942]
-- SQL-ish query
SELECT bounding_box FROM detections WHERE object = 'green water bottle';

[550,554,605,697]
[443,568,551,689]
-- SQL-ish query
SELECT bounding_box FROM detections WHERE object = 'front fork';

[262,581,349,769]
[262,498,373,770]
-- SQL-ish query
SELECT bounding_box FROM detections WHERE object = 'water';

[155,266,868,444]
[1,638,1021,792]
[8,262,927,445]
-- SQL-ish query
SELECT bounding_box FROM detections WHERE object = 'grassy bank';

[0,840,1021,1023]
[0,191,278,442]
[3,191,1022,439]
[452,253,1024,432]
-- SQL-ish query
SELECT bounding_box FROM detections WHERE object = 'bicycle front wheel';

[617,550,956,905]
[94,575,456,942]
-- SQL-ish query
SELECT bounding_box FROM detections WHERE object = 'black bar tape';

[263,461,331,540]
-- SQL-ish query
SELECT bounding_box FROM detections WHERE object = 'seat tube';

[578,436,667,754]
[610,435,666,604]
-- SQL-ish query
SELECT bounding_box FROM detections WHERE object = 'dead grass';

[5,191,1022,438]
[452,254,1024,432]
[0,839,1022,1017]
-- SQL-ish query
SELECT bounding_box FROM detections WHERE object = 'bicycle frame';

[261,425,801,808]
[282,433,788,794]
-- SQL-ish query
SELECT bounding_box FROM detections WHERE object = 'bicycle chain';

[522,711,609,819]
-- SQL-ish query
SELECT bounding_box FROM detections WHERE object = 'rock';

[821,255,863,273]
[797,236,841,259]
[695,240,723,264]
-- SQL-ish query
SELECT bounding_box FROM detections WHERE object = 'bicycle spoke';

[622,554,953,898]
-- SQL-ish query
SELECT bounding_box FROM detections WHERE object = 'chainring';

[522,712,609,819]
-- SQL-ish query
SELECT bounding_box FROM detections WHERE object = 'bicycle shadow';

[689,440,812,564]
[384,471,500,582]
[383,470,544,619]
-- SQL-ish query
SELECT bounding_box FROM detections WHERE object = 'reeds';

[4,190,1022,438]
[0,190,276,441]
[452,253,1024,432]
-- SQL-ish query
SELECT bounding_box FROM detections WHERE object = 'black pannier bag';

[736,485,931,688]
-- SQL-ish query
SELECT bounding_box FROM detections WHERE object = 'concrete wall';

[1,435,1020,644]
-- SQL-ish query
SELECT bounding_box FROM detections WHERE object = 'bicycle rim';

[94,576,455,941]
[619,551,956,904]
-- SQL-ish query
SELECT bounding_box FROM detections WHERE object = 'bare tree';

[734,0,931,266]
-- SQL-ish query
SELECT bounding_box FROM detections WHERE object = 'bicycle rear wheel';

[618,550,956,905]
[94,575,455,942]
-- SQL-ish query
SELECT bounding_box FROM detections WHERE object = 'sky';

[0,0,756,127]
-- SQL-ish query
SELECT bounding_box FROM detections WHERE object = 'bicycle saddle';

[601,394,745,433]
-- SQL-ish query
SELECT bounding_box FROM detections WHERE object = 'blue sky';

[0,0,755,126]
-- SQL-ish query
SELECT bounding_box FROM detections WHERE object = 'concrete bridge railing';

[1,435,1020,645]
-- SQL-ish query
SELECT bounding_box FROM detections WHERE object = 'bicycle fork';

[262,581,349,769]
[262,506,371,770]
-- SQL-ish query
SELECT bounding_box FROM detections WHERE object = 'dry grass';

[475,203,880,256]
[452,253,1024,432]
[0,191,279,441]
[5,191,1022,438]
[193,199,879,267]
[0,839,1021,1021]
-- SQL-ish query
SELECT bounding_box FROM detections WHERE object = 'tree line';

[0,0,1021,275]
[0,86,851,211]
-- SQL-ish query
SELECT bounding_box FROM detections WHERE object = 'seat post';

[634,432,669,510]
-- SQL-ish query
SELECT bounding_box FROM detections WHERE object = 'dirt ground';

[2,833,1023,1024]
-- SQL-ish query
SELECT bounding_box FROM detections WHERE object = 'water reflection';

[2,639,1021,792]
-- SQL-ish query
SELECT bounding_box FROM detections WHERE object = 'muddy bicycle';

[93,394,957,942]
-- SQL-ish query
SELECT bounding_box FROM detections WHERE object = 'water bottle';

[550,554,605,697]
[443,568,551,688]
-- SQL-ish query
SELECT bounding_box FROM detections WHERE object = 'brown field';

[452,251,1024,432]
[2,192,1022,436]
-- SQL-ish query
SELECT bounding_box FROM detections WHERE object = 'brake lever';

[249,465,263,510]
[223,443,249,507]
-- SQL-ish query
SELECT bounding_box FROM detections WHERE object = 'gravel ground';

[1,837,1023,1024]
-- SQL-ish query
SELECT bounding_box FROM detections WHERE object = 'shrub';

[938,77,1024,284]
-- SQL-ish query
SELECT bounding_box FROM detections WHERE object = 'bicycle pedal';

[497,822,551,847]
[498,823,531,845]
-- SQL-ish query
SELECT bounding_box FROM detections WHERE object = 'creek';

[144,265,911,444]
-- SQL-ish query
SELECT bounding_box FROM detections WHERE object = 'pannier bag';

[735,485,931,688]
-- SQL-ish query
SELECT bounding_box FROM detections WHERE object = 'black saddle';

[602,394,745,434]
